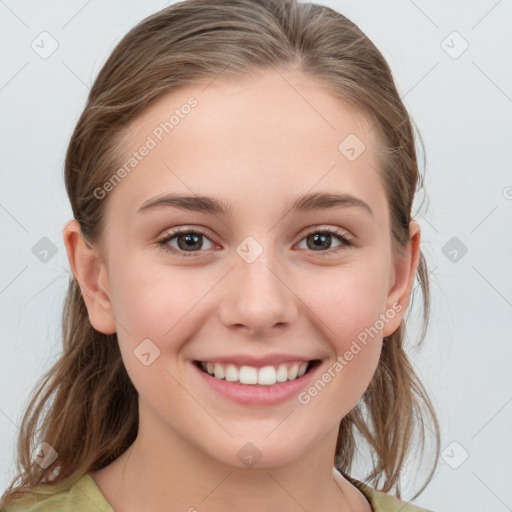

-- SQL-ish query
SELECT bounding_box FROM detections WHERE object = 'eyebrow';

[136,192,373,217]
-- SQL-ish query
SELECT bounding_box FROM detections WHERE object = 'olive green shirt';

[1,473,435,511]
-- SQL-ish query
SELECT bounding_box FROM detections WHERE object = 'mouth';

[193,359,321,386]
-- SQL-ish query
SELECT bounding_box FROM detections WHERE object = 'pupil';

[176,233,332,252]
[178,233,201,251]
[309,233,330,250]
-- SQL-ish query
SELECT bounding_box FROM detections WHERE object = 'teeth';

[276,364,288,382]
[297,362,308,377]
[288,363,299,380]
[225,364,238,382]
[213,363,225,379]
[258,366,276,385]
[239,366,258,384]
[200,360,312,385]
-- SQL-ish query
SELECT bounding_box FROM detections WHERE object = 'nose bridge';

[218,245,298,336]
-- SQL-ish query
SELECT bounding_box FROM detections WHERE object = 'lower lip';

[193,362,320,405]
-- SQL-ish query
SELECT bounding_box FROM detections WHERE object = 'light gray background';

[1,1,511,511]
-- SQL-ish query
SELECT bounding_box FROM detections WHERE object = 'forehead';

[106,68,387,222]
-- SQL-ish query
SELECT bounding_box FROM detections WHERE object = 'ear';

[382,221,421,338]
[62,219,117,334]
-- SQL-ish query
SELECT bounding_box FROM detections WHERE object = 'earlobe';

[382,221,422,338]
[62,219,117,335]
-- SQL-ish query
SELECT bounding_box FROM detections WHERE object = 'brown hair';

[1,0,439,505]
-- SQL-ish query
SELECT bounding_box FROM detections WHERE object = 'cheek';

[303,262,389,398]
[107,259,242,396]
[107,258,207,352]
[308,260,390,342]
[109,264,205,402]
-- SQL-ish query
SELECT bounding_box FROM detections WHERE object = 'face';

[69,68,417,470]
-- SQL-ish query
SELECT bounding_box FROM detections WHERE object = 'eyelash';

[156,226,356,258]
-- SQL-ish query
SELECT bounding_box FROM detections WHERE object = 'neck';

[90,406,368,512]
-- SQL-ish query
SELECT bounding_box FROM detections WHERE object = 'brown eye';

[157,228,215,257]
[175,232,204,251]
[297,228,354,254]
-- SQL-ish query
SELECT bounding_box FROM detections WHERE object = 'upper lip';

[194,354,319,367]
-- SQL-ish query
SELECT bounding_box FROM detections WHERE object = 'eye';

[156,228,216,257]
[156,226,356,258]
[296,227,355,255]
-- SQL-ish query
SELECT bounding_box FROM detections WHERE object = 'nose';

[217,254,299,338]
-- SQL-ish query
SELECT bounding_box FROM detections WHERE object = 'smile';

[195,360,318,385]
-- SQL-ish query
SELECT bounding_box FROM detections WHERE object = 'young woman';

[1,1,440,510]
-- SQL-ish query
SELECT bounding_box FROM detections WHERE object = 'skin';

[63,68,421,511]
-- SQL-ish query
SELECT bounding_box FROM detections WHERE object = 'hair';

[2,0,440,506]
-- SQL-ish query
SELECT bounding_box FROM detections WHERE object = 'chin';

[204,433,308,471]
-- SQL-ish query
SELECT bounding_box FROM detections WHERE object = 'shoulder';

[1,474,113,512]
[347,476,436,512]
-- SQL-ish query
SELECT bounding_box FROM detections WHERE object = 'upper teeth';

[200,361,309,385]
